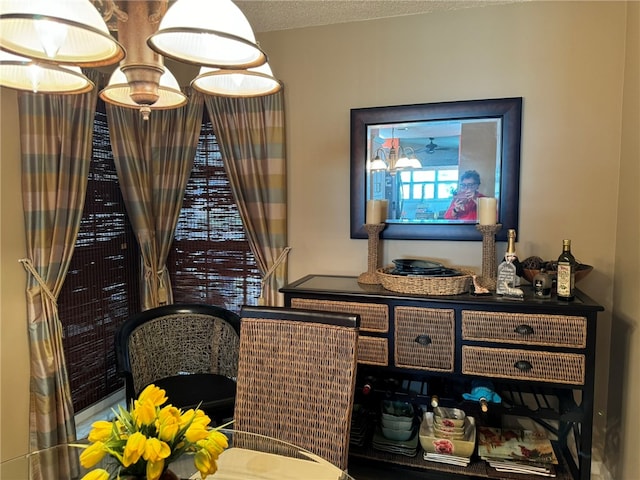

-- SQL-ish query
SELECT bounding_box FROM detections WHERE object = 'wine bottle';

[556,239,576,301]
[496,229,518,294]
[361,375,376,395]
[509,229,523,285]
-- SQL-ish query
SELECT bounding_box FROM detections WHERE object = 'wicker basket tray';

[377,266,472,296]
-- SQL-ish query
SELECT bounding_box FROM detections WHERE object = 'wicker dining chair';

[234,305,360,470]
[114,303,240,423]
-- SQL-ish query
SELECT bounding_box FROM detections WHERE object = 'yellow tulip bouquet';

[79,384,229,480]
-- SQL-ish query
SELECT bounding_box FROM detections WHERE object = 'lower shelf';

[349,443,573,480]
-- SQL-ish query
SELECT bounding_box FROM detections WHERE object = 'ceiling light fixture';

[97,0,187,119]
[100,66,187,120]
[147,0,266,69]
[0,0,282,116]
[0,50,94,94]
[395,146,422,169]
[191,62,282,97]
[372,129,422,174]
[369,148,389,171]
[0,0,124,67]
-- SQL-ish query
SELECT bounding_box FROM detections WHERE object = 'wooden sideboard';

[281,274,604,480]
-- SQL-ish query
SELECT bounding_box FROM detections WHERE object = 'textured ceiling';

[235,0,516,33]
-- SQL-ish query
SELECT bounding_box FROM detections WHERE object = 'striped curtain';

[106,91,204,310]
[18,84,98,449]
[204,91,289,306]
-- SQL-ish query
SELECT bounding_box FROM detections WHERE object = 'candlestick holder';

[358,223,387,285]
[476,223,502,291]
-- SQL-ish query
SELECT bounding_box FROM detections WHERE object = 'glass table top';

[1,429,354,480]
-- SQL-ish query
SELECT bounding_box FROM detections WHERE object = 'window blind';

[168,117,261,312]
[58,101,140,412]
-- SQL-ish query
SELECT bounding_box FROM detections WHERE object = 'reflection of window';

[398,168,458,200]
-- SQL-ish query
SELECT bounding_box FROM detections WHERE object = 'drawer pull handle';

[514,324,534,336]
[415,335,432,346]
[514,360,533,372]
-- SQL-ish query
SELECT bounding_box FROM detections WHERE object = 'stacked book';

[477,426,559,477]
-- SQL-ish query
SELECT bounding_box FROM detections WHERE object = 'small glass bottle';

[496,229,518,295]
[557,239,576,301]
[533,267,552,299]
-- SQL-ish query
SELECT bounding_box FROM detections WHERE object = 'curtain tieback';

[18,258,58,306]
[259,247,292,305]
[142,265,168,278]
[143,264,170,304]
[157,266,169,304]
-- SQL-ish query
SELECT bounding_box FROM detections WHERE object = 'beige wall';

[0,87,30,460]
[610,2,640,479]
[1,1,638,477]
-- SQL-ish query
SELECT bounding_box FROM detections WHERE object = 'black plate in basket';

[389,268,463,277]
[392,259,462,277]
[393,259,442,273]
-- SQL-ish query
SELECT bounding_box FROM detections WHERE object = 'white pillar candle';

[478,197,497,225]
[366,200,388,224]
[366,200,377,224]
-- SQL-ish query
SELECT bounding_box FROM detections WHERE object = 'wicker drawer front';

[394,306,455,372]
[462,346,585,385]
[462,310,587,348]
[358,336,388,366]
[291,298,388,333]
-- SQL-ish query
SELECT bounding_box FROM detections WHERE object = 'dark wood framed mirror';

[350,97,522,241]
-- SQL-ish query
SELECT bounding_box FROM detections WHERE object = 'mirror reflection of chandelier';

[370,128,422,174]
[0,0,283,119]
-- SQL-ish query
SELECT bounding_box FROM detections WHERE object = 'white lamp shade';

[369,149,389,171]
[0,51,93,93]
[147,0,266,68]
[100,66,188,110]
[395,156,422,169]
[369,158,388,171]
[0,0,124,67]
[395,146,422,170]
[192,62,282,97]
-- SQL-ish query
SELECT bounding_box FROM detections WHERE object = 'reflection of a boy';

[444,170,485,221]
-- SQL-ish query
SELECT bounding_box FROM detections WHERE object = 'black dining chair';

[234,305,360,470]
[114,303,240,424]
